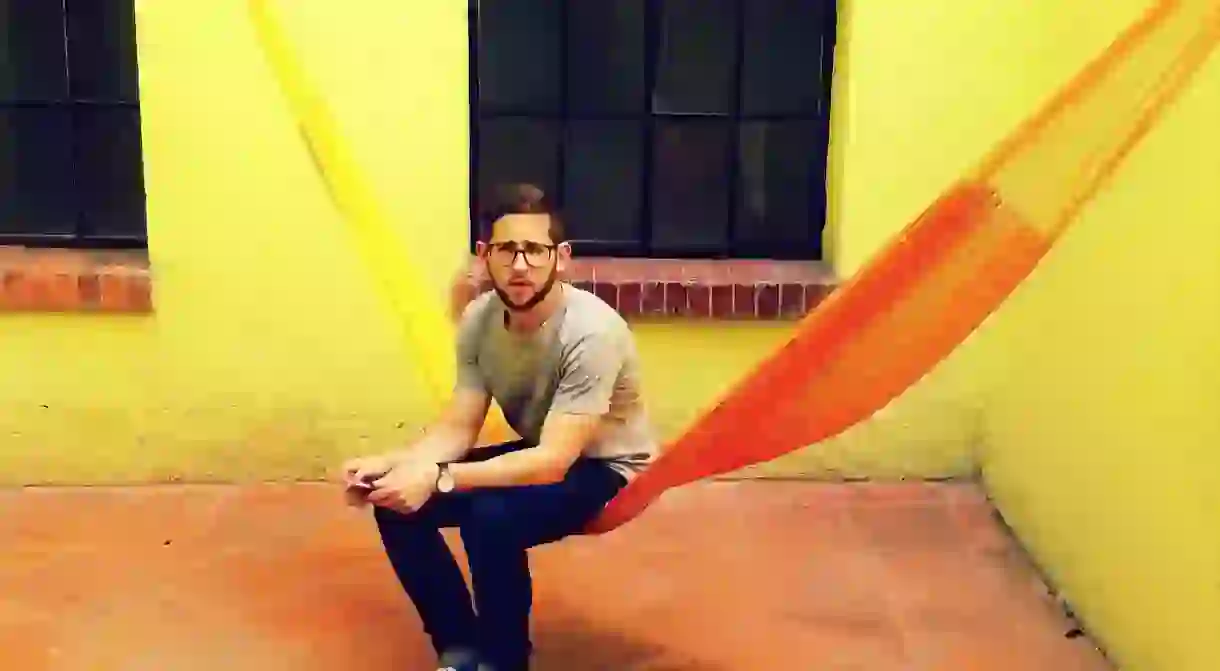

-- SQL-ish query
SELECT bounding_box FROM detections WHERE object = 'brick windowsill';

[1,249,831,320]
[455,257,838,321]
[0,246,153,314]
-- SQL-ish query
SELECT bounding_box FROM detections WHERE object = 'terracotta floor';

[0,481,1113,670]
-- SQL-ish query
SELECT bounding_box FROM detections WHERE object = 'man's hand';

[339,454,396,507]
[367,461,441,515]
[341,454,395,487]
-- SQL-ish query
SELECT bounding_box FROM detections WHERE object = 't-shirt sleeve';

[551,329,626,416]
[454,299,488,393]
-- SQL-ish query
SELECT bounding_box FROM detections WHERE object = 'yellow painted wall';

[0,0,981,484]
[834,1,1220,668]
[977,23,1220,671]
[814,0,1086,478]
[0,0,442,484]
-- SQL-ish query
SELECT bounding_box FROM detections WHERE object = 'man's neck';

[504,283,565,333]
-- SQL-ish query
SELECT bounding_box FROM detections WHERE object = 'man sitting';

[341,183,657,671]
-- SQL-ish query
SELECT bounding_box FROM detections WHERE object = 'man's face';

[478,213,570,311]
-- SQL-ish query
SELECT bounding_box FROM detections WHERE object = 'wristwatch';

[435,463,455,493]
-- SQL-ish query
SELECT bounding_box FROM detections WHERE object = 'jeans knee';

[461,495,520,547]
[371,503,397,527]
[373,504,424,540]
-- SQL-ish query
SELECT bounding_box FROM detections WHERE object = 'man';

[341,184,657,671]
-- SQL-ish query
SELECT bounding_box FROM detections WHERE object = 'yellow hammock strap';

[249,0,518,443]
[247,0,455,409]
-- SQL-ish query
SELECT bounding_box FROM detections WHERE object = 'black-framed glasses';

[486,241,557,268]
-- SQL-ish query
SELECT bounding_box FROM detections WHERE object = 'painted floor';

[0,481,1113,670]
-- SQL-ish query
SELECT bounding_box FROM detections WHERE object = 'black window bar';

[469,0,837,260]
[0,0,147,250]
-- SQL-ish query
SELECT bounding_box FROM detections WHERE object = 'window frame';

[0,0,147,250]
[467,0,838,260]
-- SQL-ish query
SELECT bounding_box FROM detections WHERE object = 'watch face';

[437,466,455,493]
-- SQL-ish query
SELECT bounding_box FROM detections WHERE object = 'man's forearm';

[447,446,571,490]
[386,425,475,467]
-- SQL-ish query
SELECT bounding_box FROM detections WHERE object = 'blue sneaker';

[436,648,479,671]
[436,647,504,671]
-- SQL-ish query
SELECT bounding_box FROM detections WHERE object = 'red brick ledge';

[453,257,837,321]
[0,246,153,314]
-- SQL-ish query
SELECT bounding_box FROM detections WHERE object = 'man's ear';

[475,240,489,257]
[449,269,477,320]
[556,241,573,273]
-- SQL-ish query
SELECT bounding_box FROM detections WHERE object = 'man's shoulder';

[463,289,499,317]
[564,284,630,325]
[559,284,633,343]
[457,291,499,339]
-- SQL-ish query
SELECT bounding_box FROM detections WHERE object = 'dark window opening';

[0,0,146,249]
[470,0,836,259]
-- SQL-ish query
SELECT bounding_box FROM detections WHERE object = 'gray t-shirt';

[456,284,658,480]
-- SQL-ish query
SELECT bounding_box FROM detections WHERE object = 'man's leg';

[372,441,532,660]
[459,457,627,671]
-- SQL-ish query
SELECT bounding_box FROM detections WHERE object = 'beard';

[492,266,559,312]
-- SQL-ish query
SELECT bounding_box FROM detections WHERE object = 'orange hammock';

[248,0,1220,535]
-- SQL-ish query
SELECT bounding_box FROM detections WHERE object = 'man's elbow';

[530,449,579,485]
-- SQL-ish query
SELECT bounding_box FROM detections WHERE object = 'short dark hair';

[477,183,567,243]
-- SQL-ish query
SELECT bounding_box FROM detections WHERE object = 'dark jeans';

[372,440,627,671]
